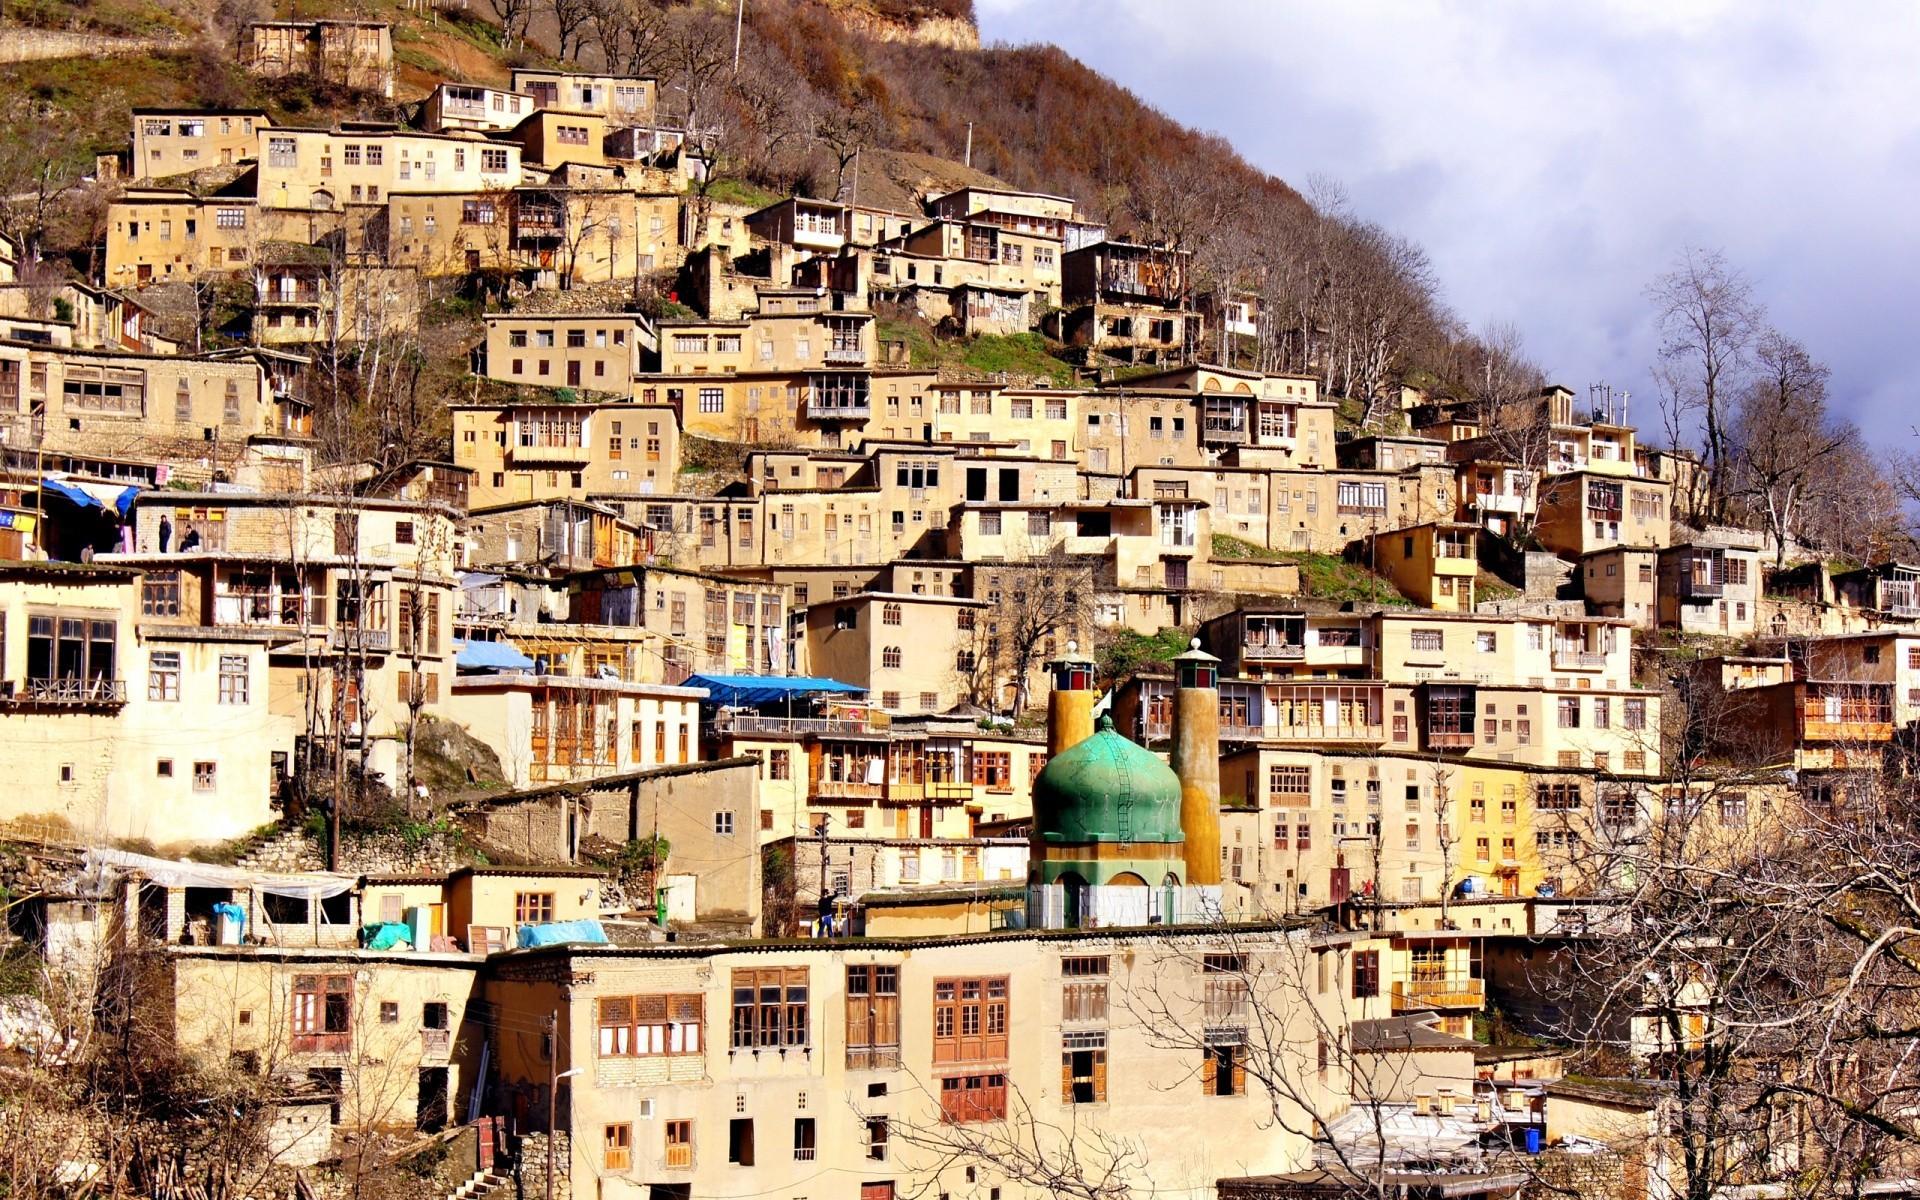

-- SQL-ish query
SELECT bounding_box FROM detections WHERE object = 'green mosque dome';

[1033,715,1186,845]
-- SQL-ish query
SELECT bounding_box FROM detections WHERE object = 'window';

[193,761,216,791]
[933,977,1009,1064]
[1623,698,1647,729]
[939,1073,1007,1123]
[1352,950,1380,998]
[1593,698,1610,728]
[1336,481,1387,512]
[148,651,180,701]
[1476,631,1497,653]
[1558,697,1581,729]
[865,1118,889,1160]
[604,1124,631,1171]
[218,654,249,704]
[1062,1032,1107,1103]
[514,892,555,924]
[482,148,509,172]
[665,1120,693,1169]
[700,387,725,413]
[1062,956,1108,1021]
[1718,792,1748,824]
[728,1119,754,1165]
[1269,765,1311,805]
[597,994,704,1056]
[846,965,900,1068]
[1410,628,1444,652]
[1537,782,1582,810]
[290,974,351,1052]
[714,810,735,835]
[731,967,809,1049]
[1203,1045,1246,1096]
[156,759,173,778]
[793,1117,816,1160]
[971,751,1013,789]
[267,137,297,168]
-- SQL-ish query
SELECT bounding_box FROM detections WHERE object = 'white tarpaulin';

[84,848,358,899]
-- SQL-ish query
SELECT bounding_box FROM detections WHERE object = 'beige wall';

[495,929,1357,1200]
[132,111,268,179]
[168,950,480,1131]
[453,404,682,509]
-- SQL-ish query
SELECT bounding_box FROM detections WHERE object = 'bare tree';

[975,551,1098,717]
[1729,331,1855,567]
[585,0,668,76]
[487,0,535,49]
[546,0,596,62]
[1649,247,1763,525]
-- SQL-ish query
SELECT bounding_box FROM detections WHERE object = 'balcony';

[259,284,323,306]
[1425,727,1476,750]
[1201,419,1250,445]
[507,439,592,465]
[332,626,392,652]
[813,779,885,801]
[1679,576,1723,601]
[1391,978,1485,1012]
[0,677,128,708]
[805,397,871,421]
[822,344,868,365]
[1473,493,1527,514]
[1243,636,1305,661]
[719,714,870,737]
[1551,650,1608,671]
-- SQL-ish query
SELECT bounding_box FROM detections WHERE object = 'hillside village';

[0,1,1915,1199]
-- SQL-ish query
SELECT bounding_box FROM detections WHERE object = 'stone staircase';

[444,1166,512,1200]
[236,827,325,873]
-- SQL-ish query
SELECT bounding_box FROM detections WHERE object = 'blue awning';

[683,674,865,706]
[455,640,538,671]
[41,480,101,510]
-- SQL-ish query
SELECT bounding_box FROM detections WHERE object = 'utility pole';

[732,0,745,71]
[545,1010,559,1200]
[815,814,833,935]
[964,122,973,168]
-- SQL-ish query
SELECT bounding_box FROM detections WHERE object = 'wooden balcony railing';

[1391,978,1485,1011]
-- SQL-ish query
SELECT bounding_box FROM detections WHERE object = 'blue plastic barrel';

[1525,1128,1542,1154]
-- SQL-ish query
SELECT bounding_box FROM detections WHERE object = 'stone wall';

[236,826,468,875]
[0,28,186,63]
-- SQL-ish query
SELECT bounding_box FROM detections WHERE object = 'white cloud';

[975,0,1920,436]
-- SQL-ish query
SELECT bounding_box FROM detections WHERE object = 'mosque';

[1026,640,1226,930]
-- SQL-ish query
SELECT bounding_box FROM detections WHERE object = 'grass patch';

[1099,627,1192,682]
[1476,571,1522,605]
[699,177,783,210]
[1289,552,1411,606]
[1211,533,1286,561]
[878,318,1076,385]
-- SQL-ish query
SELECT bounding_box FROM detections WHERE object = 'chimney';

[1043,640,1097,757]
[1170,638,1222,886]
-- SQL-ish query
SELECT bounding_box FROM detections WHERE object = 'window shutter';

[1232,1050,1247,1094]
[1062,1051,1073,1103]
[1093,1049,1108,1102]
[1201,1051,1217,1095]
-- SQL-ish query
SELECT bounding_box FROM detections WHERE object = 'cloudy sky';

[974,0,1920,439]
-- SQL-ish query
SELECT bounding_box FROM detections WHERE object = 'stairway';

[445,1167,512,1200]
[235,826,323,873]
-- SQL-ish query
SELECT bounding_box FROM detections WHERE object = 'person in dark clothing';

[158,514,172,553]
[179,528,200,552]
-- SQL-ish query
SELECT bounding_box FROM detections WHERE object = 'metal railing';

[10,677,127,704]
[1551,650,1607,670]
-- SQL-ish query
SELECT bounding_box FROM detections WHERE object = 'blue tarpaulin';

[41,480,100,509]
[683,674,864,706]
[455,639,538,671]
[360,921,412,951]
[518,919,608,948]
[114,486,139,516]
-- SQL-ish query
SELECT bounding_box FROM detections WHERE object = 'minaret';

[1170,639,1222,886]
[1044,641,1097,757]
